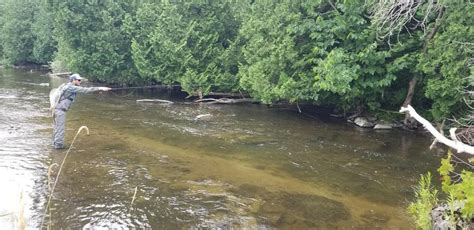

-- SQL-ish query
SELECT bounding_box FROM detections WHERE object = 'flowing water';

[0,69,442,229]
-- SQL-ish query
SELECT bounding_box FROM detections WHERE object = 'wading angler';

[50,74,111,149]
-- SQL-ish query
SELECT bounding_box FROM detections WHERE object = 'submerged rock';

[260,192,350,228]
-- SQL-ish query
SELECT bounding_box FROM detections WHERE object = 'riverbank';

[15,65,424,132]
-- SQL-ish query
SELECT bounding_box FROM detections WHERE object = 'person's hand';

[99,87,112,91]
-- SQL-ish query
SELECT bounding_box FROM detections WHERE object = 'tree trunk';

[401,7,444,128]
[402,76,418,128]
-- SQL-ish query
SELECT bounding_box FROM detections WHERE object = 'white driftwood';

[48,72,72,77]
[195,98,256,104]
[400,105,474,155]
[195,114,212,120]
[136,99,174,104]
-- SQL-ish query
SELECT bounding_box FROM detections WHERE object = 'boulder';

[374,123,393,130]
[354,117,375,128]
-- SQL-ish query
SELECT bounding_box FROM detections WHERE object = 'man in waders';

[52,73,111,149]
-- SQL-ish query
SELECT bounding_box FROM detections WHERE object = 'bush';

[408,172,438,229]
[409,151,474,229]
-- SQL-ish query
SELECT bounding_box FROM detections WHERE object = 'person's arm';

[68,85,111,93]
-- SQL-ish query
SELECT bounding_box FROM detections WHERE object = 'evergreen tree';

[419,3,473,121]
[0,0,38,65]
[129,2,241,96]
[53,1,137,83]
[239,1,395,112]
[31,0,56,64]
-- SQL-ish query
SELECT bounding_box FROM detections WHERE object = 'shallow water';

[0,69,441,229]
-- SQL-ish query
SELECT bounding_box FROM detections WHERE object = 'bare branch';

[400,105,474,155]
[195,98,256,104]
[368,0,444,39]
[451,153,474,170]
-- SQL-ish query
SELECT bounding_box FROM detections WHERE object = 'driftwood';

[48,72,72,77]
[195,98,256,104]
[136,99,174,104]
[195,114,212,120]
[400,105,474,155]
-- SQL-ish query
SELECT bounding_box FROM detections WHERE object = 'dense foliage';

[419,4,473,120]
[52,1,137,83]
[0,0,38,65]
[0,0,472,120]
[127,2,240,95]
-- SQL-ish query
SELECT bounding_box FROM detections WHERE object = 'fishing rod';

[109,82,239,90]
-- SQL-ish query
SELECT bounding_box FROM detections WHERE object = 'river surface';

[0,69,442,229]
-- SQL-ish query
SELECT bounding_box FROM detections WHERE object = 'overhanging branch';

[400,105,474,155]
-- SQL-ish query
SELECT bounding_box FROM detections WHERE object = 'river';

[0,69,441,229]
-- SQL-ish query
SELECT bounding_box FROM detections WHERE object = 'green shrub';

[408,172,438,230]
[409,151,474,229]
[439,151,474,219]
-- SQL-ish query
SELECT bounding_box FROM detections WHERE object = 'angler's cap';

[69,73,83,82]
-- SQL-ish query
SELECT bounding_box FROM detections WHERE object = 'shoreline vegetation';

[13,63,414,131]
[0,1,471,126]
[3,63,400,130]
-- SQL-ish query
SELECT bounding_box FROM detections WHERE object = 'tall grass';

[130,186,138,211]
[18,191,25,230]
[408,172,438,230]
[40,126,90,229]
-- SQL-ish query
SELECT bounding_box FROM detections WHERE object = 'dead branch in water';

[136,99,174,104]
[194,98,257,104]
[48,72,72,78]
[400,105,474,155]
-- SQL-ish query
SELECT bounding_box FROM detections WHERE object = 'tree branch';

[400,105,474,155]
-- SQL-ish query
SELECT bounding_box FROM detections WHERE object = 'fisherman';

[52,73,111,149]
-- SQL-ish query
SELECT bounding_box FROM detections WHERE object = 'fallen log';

[400,105,474,155]
[195,98,256,104]
[136,99,174,104]
[48,72,73,78]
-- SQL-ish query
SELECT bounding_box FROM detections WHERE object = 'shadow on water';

[0,69,441,229]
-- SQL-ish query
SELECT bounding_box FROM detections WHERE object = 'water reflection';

[0,69,440,229]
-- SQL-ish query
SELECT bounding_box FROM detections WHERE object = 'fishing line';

[108,82,239,91]
[108,89,137,98]
[106,85,179,98]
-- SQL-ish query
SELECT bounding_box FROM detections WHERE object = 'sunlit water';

[0,69,442,229]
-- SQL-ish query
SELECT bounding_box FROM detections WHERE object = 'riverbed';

[0,69,441,229]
